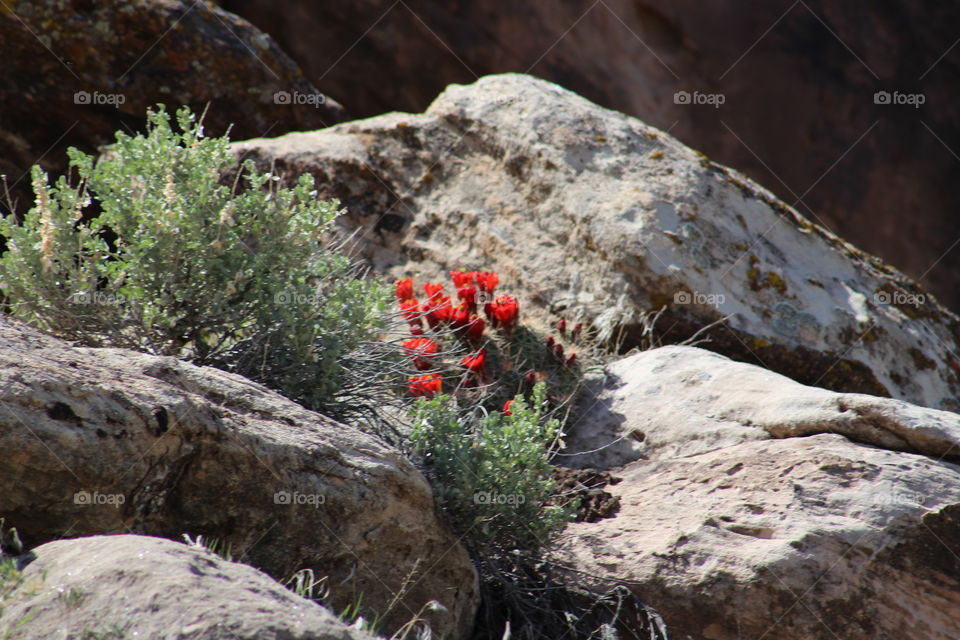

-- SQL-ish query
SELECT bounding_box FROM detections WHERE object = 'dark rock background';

[0,0,342,217]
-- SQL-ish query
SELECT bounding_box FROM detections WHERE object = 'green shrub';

[0,106,387,409]
[409,382,575,553]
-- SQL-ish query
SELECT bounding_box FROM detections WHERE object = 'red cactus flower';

[524,371,537,390]
[475,271,499,294]
[483,300,497,327]
[565,353,577,368]
[503,400,513,416]
[546,335,555,349]
[461,350,486,374]
[491,295,519,332]
[572,322,583,342]
[457,285,478,311]
[423,282,445,300]
[450,270,474,289]
[466,314,485,343]
[553,342,564,359]
[423,295,453,329]
[399,298,421,329]
[557,318,566,336]
[451,302,471,330]
[395,278,414,302]
[408,373,442,398]
[403,337,440,370]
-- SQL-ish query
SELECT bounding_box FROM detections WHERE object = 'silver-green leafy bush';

[409,382,575,553]
[0,106,386,409]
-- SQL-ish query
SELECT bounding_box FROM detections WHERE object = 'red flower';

[408,373,442,398]
[466,314,485,343]
[451,302,471,330]
[572,322,583,342]
[399,298,421,330]
[457,285,477,311]
[524,371,537,390]
[475,271,499,294]
[450,270,475,289]
[394,278,414,302]
[557,318,566,336]
[565,353,577,368]
[403,337,440,370]
[423,295,453,329]
[503,400,513,416]
[461,350,486,374]
[553,342,564,359]
[423,282,445,300]
[491,295,519,332]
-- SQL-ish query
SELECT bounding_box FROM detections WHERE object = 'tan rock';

[0,318,477,639]
[0,534,375,639]
[554,346,960,639]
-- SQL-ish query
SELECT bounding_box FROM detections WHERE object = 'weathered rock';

[565,346,960,470]
[233,73,960,410]
[223,0,960,311]
[0,534,375,639]
[554,346,960,639]
[0,318,477,639]
[0,0,343,220]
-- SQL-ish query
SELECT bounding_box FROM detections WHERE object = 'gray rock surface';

[234,73,960,410]
[0,534,375,640]
[0,318,477,639]
[554,346,960,639]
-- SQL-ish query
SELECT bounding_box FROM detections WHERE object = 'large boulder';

[0,318,477,639]
[223,0,960,310]
[233,73,960,411]
[554,346,960,639]
[0,0,343,220]
[0,534,375,640]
